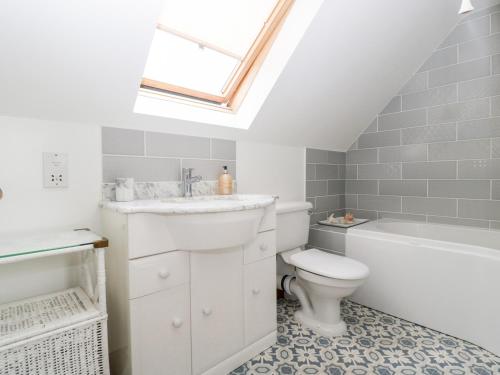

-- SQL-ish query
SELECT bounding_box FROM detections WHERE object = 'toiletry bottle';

[218,166,233,195]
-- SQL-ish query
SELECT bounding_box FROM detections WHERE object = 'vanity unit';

[101,195,277,375]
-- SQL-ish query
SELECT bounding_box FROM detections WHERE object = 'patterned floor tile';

[230,299,500,375]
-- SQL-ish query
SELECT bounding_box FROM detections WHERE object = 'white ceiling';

[0,0,473,151]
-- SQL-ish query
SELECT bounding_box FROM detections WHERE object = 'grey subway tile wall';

[457,117,500,139]
[492,96,500,115]
[145,132,211,158]
[428,139,490,160]
[399,72,428,94]
[377,212,426,222]
[492,180,500,199]
[103,156,180,182]
[210,138,236,160]
[493,138,500,157]
[428,57,490,87]
[378,180,427,197]
[358,130,400,148]
[102,128,144,156]
[493,54,500,73]
[458,33,500,61]
[402,85,457,110]
[402,161,457,179]
[378,107,427,130]
[459,75,500,100]
[418,45,457,71]
[440,15,491,47]
[401,124,457,144]
[381,96,402,114]
[358,163,401,180]
[307,225,346,255]
[306,148,346,223]
[346,148,378,164]
[345,4,500,230]
[378,144,427,163]
[494,11,500,31]
[102,127,236,186]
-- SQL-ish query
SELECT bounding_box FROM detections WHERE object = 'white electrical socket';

[43,152,68,188]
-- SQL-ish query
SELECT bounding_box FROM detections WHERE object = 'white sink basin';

[162,209,265,250]
[102,195,275,251]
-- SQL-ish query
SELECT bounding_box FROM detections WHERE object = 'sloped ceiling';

[0,0,474,151]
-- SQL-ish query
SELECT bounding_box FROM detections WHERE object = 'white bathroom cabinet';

[102,204,277,375]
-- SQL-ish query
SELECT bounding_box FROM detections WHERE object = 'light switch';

[43,152,68,188]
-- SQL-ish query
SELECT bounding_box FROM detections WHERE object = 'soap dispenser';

[218,166,233,195]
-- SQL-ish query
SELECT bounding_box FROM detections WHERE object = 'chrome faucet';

[181,168,202,198]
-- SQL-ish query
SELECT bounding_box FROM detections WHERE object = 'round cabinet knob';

[202,307,212,316]
[259,244,268,252]
[172,318,183,328]
[252,288,261,295]
[158,269,170,279]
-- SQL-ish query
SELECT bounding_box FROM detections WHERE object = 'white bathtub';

[346,219,500,356]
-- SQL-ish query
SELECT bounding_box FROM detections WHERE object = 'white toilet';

[276,201,369,336]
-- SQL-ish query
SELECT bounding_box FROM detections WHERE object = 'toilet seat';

[290,249,369,280]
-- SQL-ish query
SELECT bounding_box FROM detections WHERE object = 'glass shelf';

[0,229,105,261]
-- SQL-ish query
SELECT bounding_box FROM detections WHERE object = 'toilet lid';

[290,249,369,280]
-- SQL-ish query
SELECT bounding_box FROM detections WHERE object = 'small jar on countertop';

[115,178,134,202]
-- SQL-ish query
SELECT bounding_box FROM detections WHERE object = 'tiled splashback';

[306,5,500,237]
[101,127,236,200]
[346,4,500,230]
[305,148,346,223]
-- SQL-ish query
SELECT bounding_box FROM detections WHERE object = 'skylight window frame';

[140,0,294,111]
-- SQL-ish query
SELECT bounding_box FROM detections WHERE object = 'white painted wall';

[236,141,305,202]
[0,116,101,303]
[0,116,101,234]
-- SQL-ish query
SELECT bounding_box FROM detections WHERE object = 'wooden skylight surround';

[141,0,294,111]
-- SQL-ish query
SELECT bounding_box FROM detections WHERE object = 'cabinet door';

[244,257,277,345]
[190,248,244,375]
[130,284,191,375]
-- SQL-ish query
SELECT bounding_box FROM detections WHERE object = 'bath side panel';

[346,231,500,356]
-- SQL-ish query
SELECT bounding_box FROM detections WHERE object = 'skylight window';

[141,0,294,110]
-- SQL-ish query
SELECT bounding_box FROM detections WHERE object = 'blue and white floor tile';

[230,299,500,375]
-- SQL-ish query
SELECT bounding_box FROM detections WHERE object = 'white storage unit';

[0,230,110,375]
[102,204,277,375]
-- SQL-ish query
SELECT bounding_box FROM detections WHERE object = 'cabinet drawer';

[243,230,276,264]
[244,257,277,345]
[129,251,189,299]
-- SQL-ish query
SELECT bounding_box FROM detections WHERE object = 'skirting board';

[202,331,277,375]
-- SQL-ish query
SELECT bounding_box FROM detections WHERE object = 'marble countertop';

[101,194,277,214]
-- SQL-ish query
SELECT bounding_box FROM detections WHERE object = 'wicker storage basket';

[0,288,107,375]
